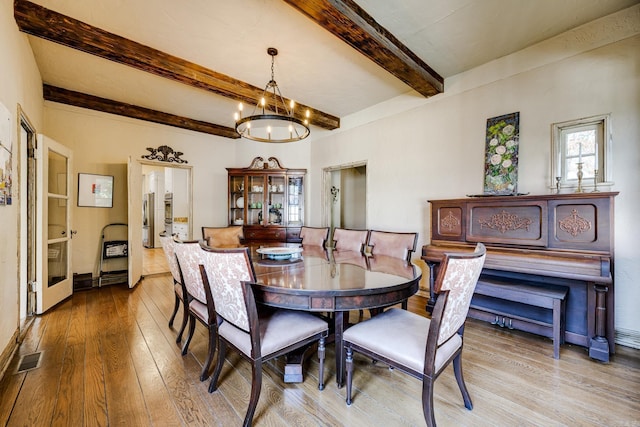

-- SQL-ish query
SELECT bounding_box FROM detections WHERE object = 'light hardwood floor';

[142,247,169,276]
[1,273,638,426]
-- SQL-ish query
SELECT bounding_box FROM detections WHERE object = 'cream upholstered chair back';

[174,241,207,304]
[433,243,486,346]
[300,226,329,247]
[159,233,181,283]
[367,230,418,261]
[198,246,255,332]
[332,228,369,252]
[201,226,244,248]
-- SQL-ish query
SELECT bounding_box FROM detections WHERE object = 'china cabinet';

[227,157,305,243]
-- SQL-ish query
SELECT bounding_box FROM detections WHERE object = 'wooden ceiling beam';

[43,84,240,138]
[14,0,339,131]
[283,0,444,97]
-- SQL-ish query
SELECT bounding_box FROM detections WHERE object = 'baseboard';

[0,328,20,381]
[615,328,640,350]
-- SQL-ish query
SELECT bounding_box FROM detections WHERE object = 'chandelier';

[234,48,310,143]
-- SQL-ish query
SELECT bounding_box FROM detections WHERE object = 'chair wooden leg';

[243,361,263,427]
[200,326,216,381]
[422,378,436,427]
[345,347,354,405]
[176,298,189,344]
[181,314,196,356]
[168,293,180,328]
[318,336,326,390]
[208,341,227,393]
[453,353,473,410]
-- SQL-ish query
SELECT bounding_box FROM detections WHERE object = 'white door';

[36,135,72,314]
[127,156,143,287]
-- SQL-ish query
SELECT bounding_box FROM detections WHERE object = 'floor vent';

[16,351,42,374]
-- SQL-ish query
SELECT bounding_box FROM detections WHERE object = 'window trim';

[551,114,613,191]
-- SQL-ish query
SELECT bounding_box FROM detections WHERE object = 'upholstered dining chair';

[198,244,329,427]
[299,226,329,247]
[159,232,189,344]
[343,243,486,427]
[367,230,418,261]
[367,230,418,310]
[174,239,219,381]
[332,228,369,252]
[201,225,244,248]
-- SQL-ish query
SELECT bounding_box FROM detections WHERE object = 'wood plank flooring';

[1,273,639,426]
[142,247,169,276]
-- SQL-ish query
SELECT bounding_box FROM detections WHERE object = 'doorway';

[323,162,367,236]
[140,163,192,276]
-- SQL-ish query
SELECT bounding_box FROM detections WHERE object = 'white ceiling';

[25,0,639,136]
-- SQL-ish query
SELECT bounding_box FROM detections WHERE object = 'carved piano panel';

[549,198,613,253]
[467,200,547,246]
[424,192,618,362]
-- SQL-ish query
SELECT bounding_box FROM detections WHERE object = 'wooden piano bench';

[471,277,569,359]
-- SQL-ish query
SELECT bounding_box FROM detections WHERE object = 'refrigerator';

[142,193,155,248]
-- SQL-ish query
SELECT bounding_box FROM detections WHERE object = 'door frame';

[17,105,36,330]
[130,159,193,281]
[321,161,367,230]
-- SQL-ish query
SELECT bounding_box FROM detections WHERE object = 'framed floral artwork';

[484,112,519,195]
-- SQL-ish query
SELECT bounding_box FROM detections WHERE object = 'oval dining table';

[248,244,422,388]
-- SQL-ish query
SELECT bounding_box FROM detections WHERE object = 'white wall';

[0,0,44,371]
[308,11,640,341]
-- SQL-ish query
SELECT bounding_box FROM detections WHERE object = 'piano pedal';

[491,316,506,328]
[507,318,514,329]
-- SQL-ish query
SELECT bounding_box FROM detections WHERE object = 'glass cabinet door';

[267,174,286,225]
[229,175,245,225]
[247,175,265,225]
[287,175,304,226]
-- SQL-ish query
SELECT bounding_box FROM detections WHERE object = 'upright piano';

[422,192,617,362]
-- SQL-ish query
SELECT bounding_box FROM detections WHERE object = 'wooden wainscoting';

[0,273,638,426]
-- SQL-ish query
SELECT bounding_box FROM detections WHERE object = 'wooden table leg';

[335,311,347,388]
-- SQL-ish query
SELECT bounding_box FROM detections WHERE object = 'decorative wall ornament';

[558,208,592,236]
[478,210,532,233]
[441,210,460,232]
[248,156,283,169]
[330,186,340,203]
[141,145,188,163]
[484,112,520,195]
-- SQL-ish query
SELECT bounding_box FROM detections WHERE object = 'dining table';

[248,244,422,388]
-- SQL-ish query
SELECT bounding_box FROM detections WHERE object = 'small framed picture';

[78,173,114,208]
